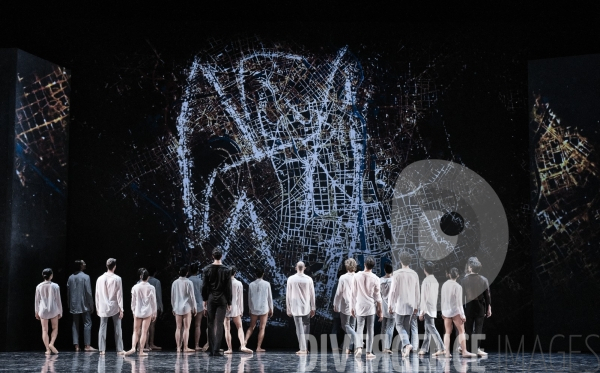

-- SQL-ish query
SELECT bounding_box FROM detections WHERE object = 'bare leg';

[202,328,209,351]
[41,318,51,354]
[453,316,476,357]
[149,316,161,350]
[48,316,59,353]
[224,317,233,354]
[194,313,203,350]
[182,313,194,352]
[125,317,143,355]
[139,317,152,356]
[244,314,258,346]
[443,316,453,357]
[175,314,184,352]
[234,316,252,353]
[256,314,268,352]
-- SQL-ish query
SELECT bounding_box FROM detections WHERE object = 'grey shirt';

[67,272,94,314]
[188,275,204,312]
[138,277,163,312]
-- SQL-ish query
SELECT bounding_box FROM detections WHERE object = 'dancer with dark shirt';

[201,248,232,357]
[460,258,491,356]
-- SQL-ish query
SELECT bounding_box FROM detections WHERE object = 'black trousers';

[206,301,227,355]
[465,315,484,351]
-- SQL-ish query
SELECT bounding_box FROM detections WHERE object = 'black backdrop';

[1,15,600,352]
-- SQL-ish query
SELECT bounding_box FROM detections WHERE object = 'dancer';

[145,267,163,351]
[333,258,358,354]
[202,248,232,357]
[67,260,96,352]
[125,268,157,356]
[352,256,382,359]
[245,267,273,352]
[418,261,446,357]
[286,261,316,355]
[96,258,125,355]
[379,262,395,354]
[388,251,420,357]
[187,262,204,351]
[460,258,491,357]
[35,268,62,355]
[441,268,476,358]
[171,266,197,352]
[224,266,253,354]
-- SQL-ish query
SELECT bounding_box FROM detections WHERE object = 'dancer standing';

[145,267,163,351]
[187,262,204,351]
[379,262,395,354]
[333,258,358,354]
[245,267,273,352]
[125,268,157,356]
[35,268,62,355]
[67,260,96,352]
[171,266,197,352]
[460,258,491,356]
[352,256,382,359]
[388,251,420,357]
[418,261,446,356]
[286,261,316,355]
[202,248,232,357]
[96,258,125,355]
[224,266,253,354]
[441,268,476,358]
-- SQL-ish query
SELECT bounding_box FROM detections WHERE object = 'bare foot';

[150,345,162,350]
[402,344,412,358]
[240,347,253,354]
[256,348,266,352]
[224,350,233,355]
[124,349,136,356]
[45,350,52,355]
[355,347,362,357]
[74,345,80,352]
[49,345,58,354]
[366,353,376,359]
[462,351,477,358]
[84,346,98,352]
[117,351,126,356]
[183,348,195,353]
[99,351,105,356]
[296,350,307,355]
[139,351,148,356]
[202,342,209,352]
[195,346,203,351]
[432,350,446,357]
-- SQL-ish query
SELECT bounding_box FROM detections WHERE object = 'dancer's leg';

[443,316,453,357]
[365,315,375,356]
[223,317,232,353]
[194,313,203,350]
[233,316,252,353]
[72,313,80,350]
[139,317,152,356]
[245,314,258,345]
[83,312,94,349]
[340,313,357,352]
[212,305,227,356]
[98,317,108,354]
[256,314,268,351]
[175,314,184,352]
[410,314,419,352]
[453,315,476,357]
[113,314,124,354]
[293,315,307,353]
[41,318,50,354]
[126,317,143,355]
[182,313,193,352]
[49,316,59,353]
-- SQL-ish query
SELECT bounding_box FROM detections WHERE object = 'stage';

[2,351,598,372]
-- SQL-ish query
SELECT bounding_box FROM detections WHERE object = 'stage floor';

[0,351,598,372]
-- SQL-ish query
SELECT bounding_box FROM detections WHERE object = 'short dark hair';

[365,256,375,270]
[212,248,223,260]
[399,252,412,266]
[449,267,459,279]
[140,268,149,281]
[137,267,145,277]
[384,263,393,274]
[106,258,117,270]
[424,261,435,275]
[42,268,53,280]
[230,265,237,276]
[179,266,188,277]
[469,260,482,274]
[255,267,264,278]
[73,260,85,273]
[190,262,199,274]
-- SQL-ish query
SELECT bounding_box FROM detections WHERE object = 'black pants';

[207,301,227,355]
[465,315,484,351]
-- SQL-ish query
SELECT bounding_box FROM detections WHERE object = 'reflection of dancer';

[35,268,62,355]
[95,258,125,356]
[202,248,232,357]
[418,261,446,356]
[333,258,358,354]
[245,267,273,352]
[388,252,420,357]
[125,268,157,356]
[286,261,316,355]
[67,260,96,352]
[441,268,476,357]
[379,263,395,354]
[224,266,253,354]
[460,258,491,356]
[187,262,204,351]
[352,256,382,359]
[171,266,197,352]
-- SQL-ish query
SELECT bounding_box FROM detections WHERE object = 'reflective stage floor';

[1,351,598,372]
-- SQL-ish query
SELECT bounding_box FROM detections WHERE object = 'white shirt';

[248,278,273,316]
[419,275,439,318]
[441,280,465,318]
[188,275,204,312]
[352,271,382,317]
[389,267,420,315]
[286,273,315,317]
[35,281,62,319]
[171,277,197,315]
[379,276,393,318]
[333,272,355,316]
[226,277,243,318]
[131,282,157,319]
[95,272,124,318]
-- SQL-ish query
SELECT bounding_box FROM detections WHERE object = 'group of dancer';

[34,249,274,356]
[34,249,490,359]
[330,252,491,359]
